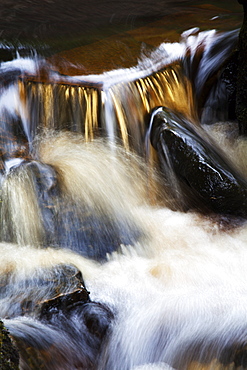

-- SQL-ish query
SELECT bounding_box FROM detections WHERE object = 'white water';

[0,28,238,152]
[3,188,247,369]
[0,29,247,369]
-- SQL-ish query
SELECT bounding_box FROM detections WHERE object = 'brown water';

[1,2,247,370]
[0,1,243,68]
[50,0,243,75]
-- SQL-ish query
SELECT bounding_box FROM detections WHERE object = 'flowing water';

[1,3,247,370]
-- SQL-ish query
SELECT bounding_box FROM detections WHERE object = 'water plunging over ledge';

[1,25,247,369]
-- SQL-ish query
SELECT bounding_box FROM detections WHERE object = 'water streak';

[0,28,236,157]
[0,29,246,369]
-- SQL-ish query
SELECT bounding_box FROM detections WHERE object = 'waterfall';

[7,28,238,155]
[1,28,247,369]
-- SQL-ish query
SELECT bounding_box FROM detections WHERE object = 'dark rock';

[10,299,114,369]
[1,263,113,369]
[236,0,247,134]
[219,341,247,367]
[0,320,19,369]
[149,106,247,218]
[39,289,90,320]
[222,52,239,119]
[0,264,89,318]
[2,159,143,261]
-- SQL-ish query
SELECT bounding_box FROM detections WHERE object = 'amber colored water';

[0,1,243,74]
[51,1,243,75]
[1,2,247,370]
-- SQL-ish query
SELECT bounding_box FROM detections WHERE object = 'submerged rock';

[0,154,144,261]
[2,263,113,369]
[149,106,247,218]
[0,263,90,318]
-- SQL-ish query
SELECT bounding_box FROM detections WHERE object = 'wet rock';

[219,341,247,367]
[2,159,143,261]
[0,320,19,369]
[39,288,90,320]
[1,263,113,369]
[28,264,90,317]
[149,106,247,218]
[10,299,114,369]
[0,263,90,318]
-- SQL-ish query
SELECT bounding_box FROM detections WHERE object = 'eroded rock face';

[0,320,19,369]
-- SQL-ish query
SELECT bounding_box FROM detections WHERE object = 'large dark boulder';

[149,106,247,218]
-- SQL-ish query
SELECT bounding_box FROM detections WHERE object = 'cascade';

[0,23,247,370]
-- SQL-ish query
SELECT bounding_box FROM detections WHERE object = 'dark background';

[0,1,195,39]
[0,1,243,70]
[0,1,242,41]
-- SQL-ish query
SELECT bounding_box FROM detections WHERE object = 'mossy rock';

[0,320,19,369]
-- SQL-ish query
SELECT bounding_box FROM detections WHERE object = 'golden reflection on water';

[21,80,101,140]
[19,62,197,155]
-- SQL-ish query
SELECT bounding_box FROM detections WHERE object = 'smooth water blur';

[0,1,247,369]
[0,28,238,158]
[3,167,247,368]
